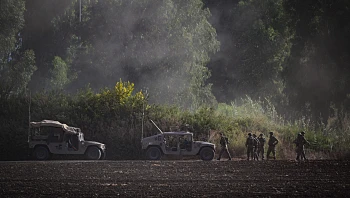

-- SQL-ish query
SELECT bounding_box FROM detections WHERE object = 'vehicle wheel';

[200,147,215,161]
[33,146,50,160]
[85,146,102,160]
[146,147,162,160]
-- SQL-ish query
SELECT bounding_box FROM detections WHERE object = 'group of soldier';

[217,131,309,161]
[245,132,278,161]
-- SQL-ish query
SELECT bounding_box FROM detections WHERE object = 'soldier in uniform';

[217,132,232,161]
[181,124,192,132]
[252,134,259,160]
[266,131,279,160]
[245,133,254,161]
[294,131,309,161]
[257,133,266,160]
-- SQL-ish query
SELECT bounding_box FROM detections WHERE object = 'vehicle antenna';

[141,101,144,141]
[150,119,163,134]
[79,0,82,22]
[28,90,31,143]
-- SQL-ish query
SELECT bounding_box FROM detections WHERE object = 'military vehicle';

[141,120,215,161]
[28,120,106,160]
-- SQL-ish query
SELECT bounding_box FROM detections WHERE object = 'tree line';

[2,0,349,119]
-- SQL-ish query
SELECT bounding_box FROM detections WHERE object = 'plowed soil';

[1,160,350,197]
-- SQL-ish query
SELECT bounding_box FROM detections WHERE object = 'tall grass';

[212,97,350,159]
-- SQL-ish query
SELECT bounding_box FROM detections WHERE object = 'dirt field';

[1,159,350,197]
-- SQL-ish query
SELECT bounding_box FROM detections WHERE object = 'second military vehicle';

[141,120,215,161]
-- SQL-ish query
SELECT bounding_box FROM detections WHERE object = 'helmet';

[248,132,252,136]
[301,131,305,135]
[259,133,264,137]
[269,131,274,135]
[252,134,257,137]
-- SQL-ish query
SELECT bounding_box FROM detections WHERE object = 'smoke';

[24,0,73,91]
[204,0,262,102]
[62,0,215,106]
[204,0,295,104]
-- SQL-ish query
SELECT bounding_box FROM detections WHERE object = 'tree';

[49,56,70,90]
[283,0,350,121]
[0,0,25,57]
[204,0,294,104]
[0,0,36,100]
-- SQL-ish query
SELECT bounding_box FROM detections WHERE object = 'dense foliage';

[204,0,350,121]
[1,0,350,160]
[205,0,293,105]
[0,0,36,100]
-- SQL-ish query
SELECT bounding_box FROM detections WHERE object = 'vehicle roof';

[30,120,80,135]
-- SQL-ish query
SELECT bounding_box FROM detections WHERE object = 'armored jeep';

[28,120,106,160]
[141,121,215,161]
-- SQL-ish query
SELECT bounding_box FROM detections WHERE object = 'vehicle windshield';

[184,134,192,142]
[78,132,84,141]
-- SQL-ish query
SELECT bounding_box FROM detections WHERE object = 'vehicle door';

[65,133,79,153]
[163,134,180,155]
[42,126,66,154]
[179,134,193,155]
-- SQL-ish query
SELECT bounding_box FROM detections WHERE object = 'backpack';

[294,134,302,146]
[254,138,259,147]
[225,137,229,145]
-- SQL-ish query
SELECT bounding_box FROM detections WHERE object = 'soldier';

[252,134,259,160]
[217,132,232,161]
[294,131,309,161]
[266,131,279,160]
[245,133,254,161]
[181,124,192,132]
[257,133,266,160]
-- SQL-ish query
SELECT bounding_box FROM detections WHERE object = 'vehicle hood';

[142,136,156,142]
[84,141,104,146]
[194,141,215,147]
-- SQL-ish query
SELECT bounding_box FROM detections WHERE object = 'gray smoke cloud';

[65,0,215,106]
